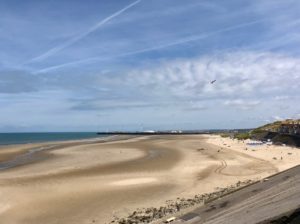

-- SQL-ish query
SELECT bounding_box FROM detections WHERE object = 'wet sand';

[0,135,299,224]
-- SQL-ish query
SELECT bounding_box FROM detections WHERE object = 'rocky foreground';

[110,180,254,224]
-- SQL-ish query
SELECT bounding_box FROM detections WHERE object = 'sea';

[0,132,107,145]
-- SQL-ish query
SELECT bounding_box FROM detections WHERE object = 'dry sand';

[0,134,299,224]
[207,135,300,171]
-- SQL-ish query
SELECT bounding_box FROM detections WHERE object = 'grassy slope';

[232,120,300,147]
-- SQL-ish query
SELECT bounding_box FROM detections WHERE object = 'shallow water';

[0,132,106,145]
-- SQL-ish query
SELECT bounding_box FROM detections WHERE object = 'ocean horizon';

[0,132,107,146]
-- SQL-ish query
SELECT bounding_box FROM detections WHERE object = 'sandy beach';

[0,134,299,224]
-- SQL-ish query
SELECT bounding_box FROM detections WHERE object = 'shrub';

[234,132,250,140]
[220,133,230,138]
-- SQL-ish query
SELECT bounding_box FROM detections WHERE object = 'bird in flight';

[210,79,216,84]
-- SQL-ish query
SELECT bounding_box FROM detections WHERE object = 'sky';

[0,0,300,132]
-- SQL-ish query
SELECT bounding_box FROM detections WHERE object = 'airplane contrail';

[35,19,266,73]
[26,0,141,64]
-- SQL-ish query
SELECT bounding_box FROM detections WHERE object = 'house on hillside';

[277,123,300,136]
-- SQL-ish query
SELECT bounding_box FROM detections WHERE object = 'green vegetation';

[257,119,300,132]
[220,133,230,138]
[250,128,265,134]
[258,121,282,132]
[234,132,251,140]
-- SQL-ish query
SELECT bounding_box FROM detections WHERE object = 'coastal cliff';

[249,119,300,147]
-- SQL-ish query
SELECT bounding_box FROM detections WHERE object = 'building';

[277,120,300,136]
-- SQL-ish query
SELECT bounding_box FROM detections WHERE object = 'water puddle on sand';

[111,178,157,186]
[0,145,57,170]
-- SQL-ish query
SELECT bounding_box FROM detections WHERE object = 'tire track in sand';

[214,159,228,175]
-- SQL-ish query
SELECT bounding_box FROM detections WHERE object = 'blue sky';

[0,0,300,132]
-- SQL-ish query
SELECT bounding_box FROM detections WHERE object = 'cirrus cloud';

[122,51,300,102]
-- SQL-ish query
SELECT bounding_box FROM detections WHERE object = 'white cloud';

[224,99,260,110]
[274,96,290,101]
[272,115,284,121]
[124,51,300,101]
[4,51,300,115]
